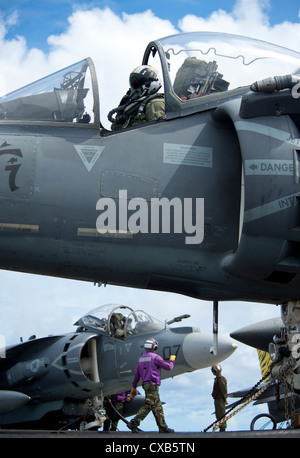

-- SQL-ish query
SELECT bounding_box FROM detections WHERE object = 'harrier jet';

[1,32,300,393]
[0,304,236,429]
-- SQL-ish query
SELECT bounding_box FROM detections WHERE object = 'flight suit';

[132,95,165,126]
[212,375,228,431]
[111,94,165,130]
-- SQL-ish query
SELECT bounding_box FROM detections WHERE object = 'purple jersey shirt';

[111,390,131,403]
[132,351,174,388]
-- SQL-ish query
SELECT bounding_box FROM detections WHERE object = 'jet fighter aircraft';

[0,32,300,304]
[231,312,300,396]
[0,304,236,429]
[230,318,300,430]
[1,31,300,397]
[227,351,300,431]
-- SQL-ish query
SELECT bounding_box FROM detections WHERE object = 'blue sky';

[0,0,299,434]
[1,0,300,51]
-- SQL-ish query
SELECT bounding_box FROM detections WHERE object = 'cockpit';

[0,58,99,125]
[143,32,300,118]
[74,304,165,339]
[0,32,300,126]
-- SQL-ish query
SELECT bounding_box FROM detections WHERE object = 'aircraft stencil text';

[0,144,23,192]
[96,190,204,245]
[292,81,300,99]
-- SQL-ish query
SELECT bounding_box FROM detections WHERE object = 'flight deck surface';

[0,428,299,438]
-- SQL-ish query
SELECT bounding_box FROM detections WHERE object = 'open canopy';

[0,58,99,125]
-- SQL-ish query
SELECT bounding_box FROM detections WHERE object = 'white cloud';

[1,2,300,120]
[0,7,177,119]
[179,0,300,50]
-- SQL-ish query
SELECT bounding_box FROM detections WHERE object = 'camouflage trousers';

[103,401,123,431]
[132,384,168,431]
[214,398,227,431]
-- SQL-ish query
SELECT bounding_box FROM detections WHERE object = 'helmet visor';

[130,74,147,89]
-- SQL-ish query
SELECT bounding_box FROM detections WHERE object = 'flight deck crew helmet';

[211,364,222,375]
[144,338,158,352]
[129,65,162,98]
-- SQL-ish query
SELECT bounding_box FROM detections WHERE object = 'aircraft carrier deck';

[0,428,299,439]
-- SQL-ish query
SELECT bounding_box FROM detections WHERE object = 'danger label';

[245,159,294,176]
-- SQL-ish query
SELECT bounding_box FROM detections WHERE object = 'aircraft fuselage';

[0,99,299,304]
[1,32,300,304]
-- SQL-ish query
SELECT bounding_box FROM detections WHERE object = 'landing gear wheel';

[79,421,87,431]
[250,413,277,431]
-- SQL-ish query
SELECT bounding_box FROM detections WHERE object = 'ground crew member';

[103,390,132,431]
[211,363,228,432]
[127,338,175,433]
[108,65,165,130]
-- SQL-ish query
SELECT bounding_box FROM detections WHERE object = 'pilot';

[103,390,133,431]
[211,363,228,432]
[110,313,125,338]
[108,65,165,130]
[127,338,176,433]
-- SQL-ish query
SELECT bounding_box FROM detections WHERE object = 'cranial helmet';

[211,364,222,375]
[144,338,158,351]
[129,65,161,98]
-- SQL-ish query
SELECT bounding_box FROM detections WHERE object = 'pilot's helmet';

[144,338,158,352]
[211,363,222,375]
[111,313,123,327]
[129,65,161,98]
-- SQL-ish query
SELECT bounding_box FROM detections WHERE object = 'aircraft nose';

[182,331,237,370]
[230,317,282,352]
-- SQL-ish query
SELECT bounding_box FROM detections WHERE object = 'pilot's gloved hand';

[131,388,137,397]
[169,355,176,361]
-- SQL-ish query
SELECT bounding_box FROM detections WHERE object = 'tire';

[250,413,277,431]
